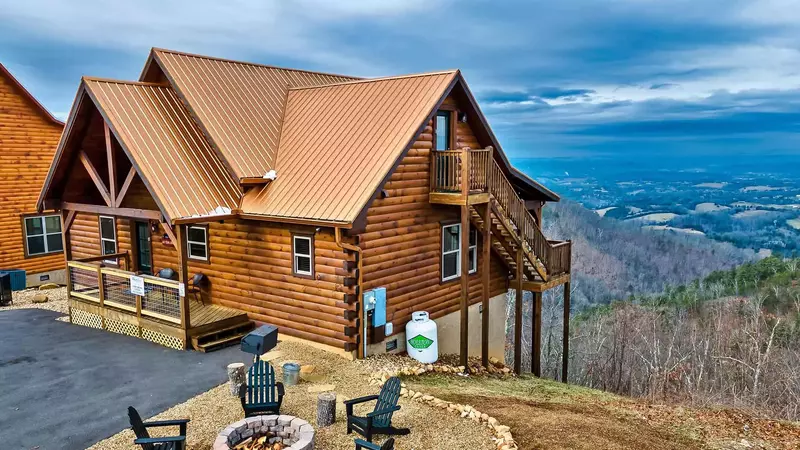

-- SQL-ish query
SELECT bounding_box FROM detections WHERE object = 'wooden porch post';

[562,282,571,383]
[514,246,523,374]
[175,224,190,346]
[481,201,491,367]
[532,291,542,377]
[459,204,470,368]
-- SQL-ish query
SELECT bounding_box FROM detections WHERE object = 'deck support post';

[459,203,470,368]
[514,245,523,374]
[532,291,542,377]
[562,282,571,383]
[176,224,190,347]
[480,200,491,368]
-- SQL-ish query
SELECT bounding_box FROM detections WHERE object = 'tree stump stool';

[316,392,336,427]
[227,362,246,396]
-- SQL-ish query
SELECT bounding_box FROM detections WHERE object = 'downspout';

[335,227,365,359]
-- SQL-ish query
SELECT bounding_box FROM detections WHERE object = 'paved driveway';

[0,308,249,450]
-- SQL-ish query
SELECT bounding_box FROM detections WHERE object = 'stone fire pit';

[213,414,315,450]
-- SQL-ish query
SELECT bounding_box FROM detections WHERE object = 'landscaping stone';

[38,283,60,290]
[32,294,48,303]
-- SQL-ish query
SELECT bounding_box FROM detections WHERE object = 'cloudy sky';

[2,0,799,162]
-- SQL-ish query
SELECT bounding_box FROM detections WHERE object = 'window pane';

[44,216,61,233]
[469,248,477,272]
[189,243,207,259]
[294,237,311,256]
[443,253,458,279]
[435,112,450,150]
[100,218,115,239]
[103,240,116,255]
[469,228,477,246]
[296,255,311,274]
[47,234,63,252]
[442,225,460,253]
[188,227,206,243]
[27,236,45,255]
[26,218,43,236]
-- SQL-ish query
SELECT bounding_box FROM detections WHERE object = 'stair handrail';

[486,159,571,277]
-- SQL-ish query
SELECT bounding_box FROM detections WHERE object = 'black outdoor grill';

[0,273,11,307]
[241,324,278,360]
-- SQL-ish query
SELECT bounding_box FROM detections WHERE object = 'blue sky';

[2,0,799,162]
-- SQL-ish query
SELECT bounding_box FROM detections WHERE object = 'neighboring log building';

[0,63,64,286]
[37,49,572,376]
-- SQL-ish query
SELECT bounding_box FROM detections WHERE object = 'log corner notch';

[335,228,363,358]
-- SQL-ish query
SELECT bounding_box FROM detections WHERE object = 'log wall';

[358,95,509,333]
[0,71,64,274]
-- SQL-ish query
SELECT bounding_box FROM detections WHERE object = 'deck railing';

[431,146,572,279]
[67,259,183,326]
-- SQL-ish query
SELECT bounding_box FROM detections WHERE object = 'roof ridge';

[0,62,64,126]
[82,76,169,87]
[152,48,361,81]
[288,69,460,91]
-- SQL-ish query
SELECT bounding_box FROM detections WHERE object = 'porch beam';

[61,201,161,221]
[176,224,190,347]
[480,200,491,367]
[115,166,137,208]
[514,244,523,374]
[105,123,116,205]
[160,222,177,249]
[532,291,542,377]
[459,203,470,368]
[63,210,76,231]
[78,150,112,207]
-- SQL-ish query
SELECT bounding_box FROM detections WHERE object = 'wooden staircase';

[191,320,254,352]
[432,147,572,286]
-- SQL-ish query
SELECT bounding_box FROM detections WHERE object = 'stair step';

[192,321,254,352]
[195,333,248,353]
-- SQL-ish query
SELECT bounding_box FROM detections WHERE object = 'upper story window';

[435,110,452,151]
[99,216,117,259]
[293,235,313,277]
[24,215,63,256]
[187,226,209,261]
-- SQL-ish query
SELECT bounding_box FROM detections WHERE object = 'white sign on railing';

[130,275,145,296]
[178,282,185,297]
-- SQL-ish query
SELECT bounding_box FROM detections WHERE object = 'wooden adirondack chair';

[355,438,395,450]
[128,406,190,450]
[345,377,409,442]
[239,359,285,417]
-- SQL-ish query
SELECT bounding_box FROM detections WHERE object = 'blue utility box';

[0,269,26,291]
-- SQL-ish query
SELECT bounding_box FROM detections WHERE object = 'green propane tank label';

[408,334,434,349]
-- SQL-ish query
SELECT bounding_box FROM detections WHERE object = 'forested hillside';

[542,200,756,309]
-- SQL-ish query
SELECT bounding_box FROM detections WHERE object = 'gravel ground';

[1,286,68,314]
[90,340,495,450]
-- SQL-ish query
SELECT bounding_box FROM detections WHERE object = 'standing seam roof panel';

[239,71,457,224]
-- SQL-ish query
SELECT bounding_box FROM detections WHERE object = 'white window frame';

[187,226,209,261]
[469,228,478,274]
[24,215,63,256]
[293,235,313,276]
[441,223,461,282]
[99,216,117,263]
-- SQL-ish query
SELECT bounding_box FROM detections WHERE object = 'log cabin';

[0,63,65,287]
[37,48,571,376]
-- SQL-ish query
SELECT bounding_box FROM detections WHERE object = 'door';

[135,221,153,275]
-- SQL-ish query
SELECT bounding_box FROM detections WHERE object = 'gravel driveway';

[0,308,249,450]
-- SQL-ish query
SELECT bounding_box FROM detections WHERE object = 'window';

[441,224,461,281]
[187,226,208,261]
[293,235,313,276]
[24,215,63,256]
[469,228,478,274]
[442,224,478,281]
[435,110,452,150]
[99,216,117,260]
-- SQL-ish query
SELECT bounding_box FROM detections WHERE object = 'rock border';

[368,364,518,450]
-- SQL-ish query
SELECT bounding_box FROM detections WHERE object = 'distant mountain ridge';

[543,200,756,309]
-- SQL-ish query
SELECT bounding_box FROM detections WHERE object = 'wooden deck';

[66,260,251,351]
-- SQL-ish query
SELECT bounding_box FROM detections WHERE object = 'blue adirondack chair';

[128,406,190,450]
[355,438,395,450]
[239,359,285,417]
[345,376,409,442]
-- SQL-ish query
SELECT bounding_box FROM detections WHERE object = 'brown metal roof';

[84,78,241,221]
[147,49,358,179]
[240,71,458,224]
